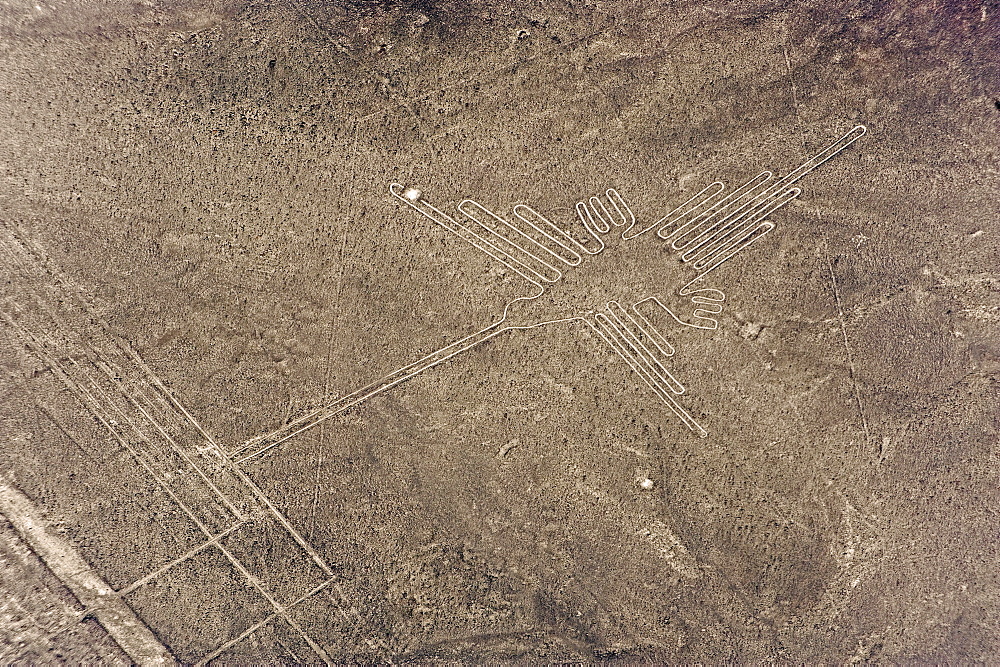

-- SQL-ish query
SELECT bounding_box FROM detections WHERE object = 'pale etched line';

[574,188,635,245]
[233,320,510,463]
[35,402,99,462]
[658,125,867,329]
[677,181,785,259]
[574,200,608,251]
[64,314,194,438]
[8,320,258,621]
[592,312,683,399]
[673,176,779,255]
[193,613,273,666]
[238,185,746,457]
[3,241,251,513]
[77,341,246,522]
[213,542,334,666]
[681,187,799,264]
[606,301,685,395]
[511,204,586,266]
[626,181,724,240]
[666,126,867,255]
[579,188,635,234]
[308,233,349,540]
[0,478,175,665]
[628,299,677,357]
[3,246,246,521]
[690,216,776,273]
[236,188,619,461]
[51,354,332,660]
[660,171,773,245]
[3,230,353,651]
[389,184,549,285]
[821,217,872,446]
[775,125,867,192]
[64,360,233,538]
[3,314,177,484]
[689,219,776,277]
[126,347,342,584]
[275,637,303,663]
[685,189,799,269]
[1,230,178,441]
[781,43,800,115]
[239,126,868,459]
[115,520,248,598]
[193,578,336,666]
[65,355,224,512]
[589,312,706,437]
[0,228,42,277]
[95,364,243,515]
[458,200,568,279]
[236,187,672,462]
[124,349,225,452]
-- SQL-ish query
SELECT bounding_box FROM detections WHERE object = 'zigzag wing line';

[512,204,588,265]
[664,171,773,246]
[457,199,564,281]
[684,187,801,265]
[390,184,546,285]
[628,181,723,240]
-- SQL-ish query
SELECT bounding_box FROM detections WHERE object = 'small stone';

[638,478,655,490]
[403,187,422,201]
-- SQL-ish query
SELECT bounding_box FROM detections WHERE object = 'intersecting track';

[236,125,867,463]
[0,228,385,663]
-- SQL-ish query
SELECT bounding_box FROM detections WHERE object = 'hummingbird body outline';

[233,125,867,463]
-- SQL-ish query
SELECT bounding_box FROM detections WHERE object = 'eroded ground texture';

[1,0,998,662]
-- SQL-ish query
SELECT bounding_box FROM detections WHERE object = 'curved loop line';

[692,220,775,277]
[683,187,801,265]
[778,124,867,189]
[575,201,607,253]
[512,204,588,266]
[662,171,773,246]
[589,196,614,231]
[578,200,610,234]
[390,183,548,287]
[670,125,866,255]
[628,181,724,240]
[607,301,685,395]
[605,188,636,229]
[589,314,705,437]
[628,300,676,358]
[458,199,563,283]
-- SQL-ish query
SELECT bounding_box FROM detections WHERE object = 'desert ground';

[1,0,998,662]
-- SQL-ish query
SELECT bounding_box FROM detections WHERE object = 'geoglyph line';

[1,296,241,533]
[0,226,355,662]
[0,226,339,580]
[4,303,335,665]
[113,519,249,598]
[238,125,866,462]
[0,478,174,665]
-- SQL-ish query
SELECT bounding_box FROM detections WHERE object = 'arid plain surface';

[1,0,998,662]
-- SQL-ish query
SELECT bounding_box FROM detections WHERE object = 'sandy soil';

[1,0,998,661]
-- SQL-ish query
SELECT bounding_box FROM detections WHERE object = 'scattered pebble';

[638,477,655,490]
[497,438,519,460]
[403,187,422,201]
